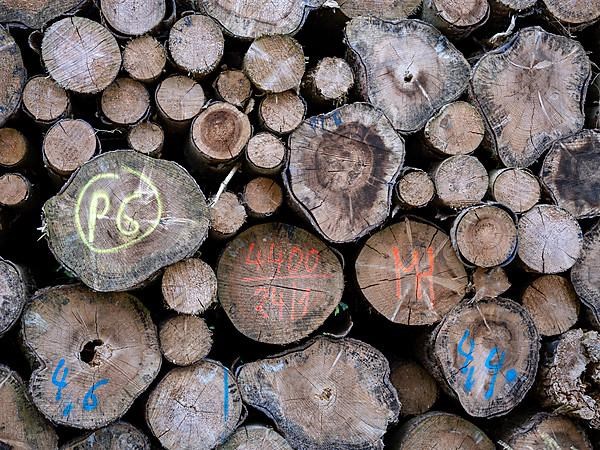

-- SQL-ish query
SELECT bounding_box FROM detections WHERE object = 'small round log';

[128,121,164,158]
[0,258,29,338]
[60,422,151,450]
[356,216,468,326]
[159,314,213,366]
[245,132,287,175]
[0,173,32,209]
[522,275,579,337]
[100,78,150,127]
[218,424,292,450]
[489,168,540,214]
[0,128,29,170]
[162,258,218,315]
[237,336,400,450]
[155,75,206,132]
[169,14,224,79]
[421,0,490,39]
[258,91,306,135]
[338,0,421,20]
[214,70,253,109]
[0,26,26,127]
[123,36,166,84]
[146,360,242,450]
[42,17,121,95]
[22,285,162,429]
[42,119,98,178]
[22,76,70,125]
[0,0,85,28]
[100,0,166,36]
[431,155,488,209]
[209,191,247,240]
[390,360,439,417]
[243,177,283,219]
[217,222,344,345]
[471,267,511,302]
[243,35,305,93]
[302,57,354,106]
[517,205,582,274]
[571,222,600,323]
[542,0,600,30]
[394,168,435,209]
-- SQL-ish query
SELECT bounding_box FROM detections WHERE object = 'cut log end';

[162,258,218,315]
[571,222,600,323]
[43,119,98,177]
[0,0,85,28]
[128,122,164,157]
[490,168,540,214]
[390,360,439,417]
[395,168,435,209]
[245,132,287,175]
[258,91,306,135]
[432,155,489,209]
[0,128,28,169]
[339,0,422,20]
[0,26,26,128]
[210,191,247,240]
[0,173,31,208]
[214,70,253,108]
[22,76,70,125]
[471,267,511,302]
[159,315,213,366]
[303,57,354,105]
[61,422,151,450]
[218,425,292,450]
[101,0,166,36]
[243,177,283,218]
[543,0,600,28]
[101,78,150,126]
[421,0,490,38]
[0,258,28,337]
[123,36,167,84]
[155,75,206,130]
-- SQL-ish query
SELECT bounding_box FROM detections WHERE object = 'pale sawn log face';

[0,258,27,337]
[218,424,292,450]
[571,221,600,323]
[101,0,166,36]
[0,0,85,28]
[0,26,26,128]
[237,336,400,450]
[338,0,422,20]
[43,150,210,292]
[21,285,162,429]
[287,102,405,243]
[60,421,151,450]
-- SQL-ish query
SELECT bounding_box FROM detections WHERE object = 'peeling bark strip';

[344,18,470,134]
[100,0,166,36]
[60,422,151,450]
[43,150,210,292]
[431,297,540,418]
[199,0,326,39]
[237,336,400,450]
[0,258,29,338]
[218,424,292,450]
[217,223,344,345]
[571,221,600,323]
[356,217,468,326]
[21,285,161,429]
[471,26,590,168]
[0,364,58,449]
[286,103,405,243]
[0,26,26,128]
[0,0,85,28]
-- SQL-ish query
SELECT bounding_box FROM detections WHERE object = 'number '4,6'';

[52,358,110,417]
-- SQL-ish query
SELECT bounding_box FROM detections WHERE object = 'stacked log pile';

[0,0,599,448]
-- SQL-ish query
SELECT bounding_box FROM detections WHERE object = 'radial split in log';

[243,177,283,218]
[245,132,286,175]
[42,17,121,95]
[22,285,161,429]
[210,191,247,240]
[43,150,210,291]
[0,173,32,209]
[389,411,494,449]
[22,76,70,125]
[338,0,422,20]
[159,314,213,366]
[572,222,600,323]
[0,258,28,338]
[146,360,242,450]
[169,15,224,79]
[237,336,400,450]
[431,155,488,209]
[302,57,354,106]
[489,168,540,214]
[217,223,344,345]
[60,422,151,450]
[100,78,150,127]
[162,258,218,315]
[43,119,98,178]
[395,168,435,209]
[356,216,468,326]
[517,205,582,274]
[541,130,600,219]
[0,128,28,170]
[0,0,85,28]
[0,26,26,128]
[421,0,490,39]
[155,75,206,132]
[390,360,439,417]
[450,204,518,268]
[258,91,306,135]
[471,26,590,168]
[542,0,600,30]
[100,0,166,36]
[0,364,58,449]
[218,424,292,450]
[214,70,253,109]
[287,102,405,243]
[199,0,325,39]
[123,36,166,84]
[244,35,305,93]
[471,267,510,302]
[345,17,470,134]
[128,122,164,158]
[431,297,540,418]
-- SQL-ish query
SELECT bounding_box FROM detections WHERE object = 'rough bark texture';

[22,76,70,125]
[258,91,306,135]
[0,26,26,128]
[43,150,210,291]
[209,191,247,239]
[100,78,150,126]
[390,360,439,417]
[60,422,151,450]
[159,314,213,366]
[394,168,435,209]
[43,119,98,178]
[489,168,540,214]
[0,258,29,338]
[431,155,488,209]
[0,128,28,169]
[237,336,400,450]
[243,177,283,218]
[162,258,218,315]
[571,221,600,324]
[128,122,164,158]
[218,424,292,450]
[421,0,490,39]
[123,36,167,84]
[100,0,166,36]
[155,75,206,131]
[245,132,287,176]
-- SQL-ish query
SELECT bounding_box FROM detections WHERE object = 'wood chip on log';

[42,18,121,95]
[489,168,540,214]
[302,57,354,106]
[0,173,32,209]
[431,155,488,209]
[429,297,540,418]
[218,424,292,450]
[0,364,58,449]
[237,336,400,450]
[217,222,344,344]
[210,191,247,240]
[198,0,326,39]
[471,26,590,168]
[395,168,435,209]
[0,26,26,128]
[287,103,405,243]
[244,35,305,93]
[214,70,253,109]
[123,36,167,84]
[0,258,29,338]
[450,204,518,268]
[571,221,600,323]
[243,177,283,219]
[169,15,224,79]
[389,411,494,449]
[155,75,206,132]
[100,78,150,127]
[245,132,287,175]
[22,76,70,126]
[337,0,421,20]
[0,128,29,170]
[0,0,85,28]
[128,121,164,158]
[542,0,600,30]
[390,360,439,417]
[421,0,490,39]
[356,216,468,326]
[100,0,166,36]
[43,150,210,291]
[159,314,213,366]
[541,129,600,219]
[146,360,242,450]
[60,422,151,450]
[423,101,485,157]
[471,267,511,302]
[517,204,582,274]
[21,285,161,429]
[258,91,306,135]
[162,258,217,315]
[344,17,470,134]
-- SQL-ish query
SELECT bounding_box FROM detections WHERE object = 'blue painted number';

[457,329,475,393]
[52,358,69,401]
[83,379,110,411]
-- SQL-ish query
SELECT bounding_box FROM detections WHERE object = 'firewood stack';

[0,0,599,448]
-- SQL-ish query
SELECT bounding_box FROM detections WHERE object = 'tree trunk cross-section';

[571,221,600,323]
[543,0,600,30]
[0,0,85,28]
[432,297,540,418]
[21,285,162,429]
[390,360,439,417]
[356,217,468,326]
[286,102,405,243]
[345,18,470,134]
[0,26,26,128]
[471,26,590,168]
[218,424,292,450]
[162,258,217,315]
[237,336,400,450]
[217,223,344,345]
[43,150,210,292]
[22,76,70,125]
[338,0,422,20]
[100,0,166,36]
[489,168,540,214]
[0,258,28,338]
[60,422,151,450]
[421,0,490,39]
